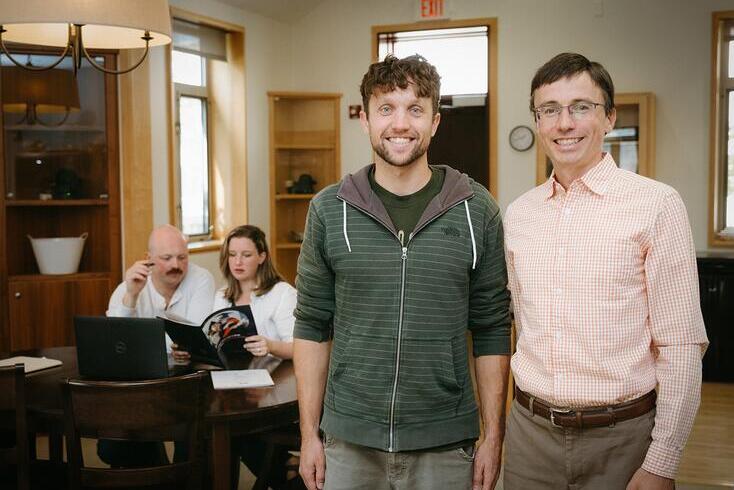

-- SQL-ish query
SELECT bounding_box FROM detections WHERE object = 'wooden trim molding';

[119,49,154,268]
[166,45,176,227]
[709,11,734,248]
[370,18,499,198]
[169,6,244,33]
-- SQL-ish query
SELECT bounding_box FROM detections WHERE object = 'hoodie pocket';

[329,333,394,423]
[393,336,463,423]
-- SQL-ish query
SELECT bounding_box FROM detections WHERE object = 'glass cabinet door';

[2,53,108,201]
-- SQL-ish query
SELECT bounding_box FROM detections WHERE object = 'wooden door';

[428,104,489,190]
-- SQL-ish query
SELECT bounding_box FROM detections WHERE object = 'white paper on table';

[210,369,274,389]
[0,356,62,373]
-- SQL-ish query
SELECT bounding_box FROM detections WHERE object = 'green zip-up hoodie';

[294,164,510,452]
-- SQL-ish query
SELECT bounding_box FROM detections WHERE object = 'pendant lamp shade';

[0,0,171,49]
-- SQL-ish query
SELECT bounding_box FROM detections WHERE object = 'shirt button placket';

[553,192,573,398]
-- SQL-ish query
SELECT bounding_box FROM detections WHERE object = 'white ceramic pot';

[28,233,88,275]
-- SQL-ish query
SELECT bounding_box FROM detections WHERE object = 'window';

[374,21,497,195]
[378,27,488,96]
[171,19,227,239]
[711,13,734,245]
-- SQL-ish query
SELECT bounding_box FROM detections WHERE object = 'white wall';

[288,0,732,251]
[145,0,292,284]
[137,0,731,285]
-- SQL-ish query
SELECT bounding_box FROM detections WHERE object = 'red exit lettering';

[420,0,444,19]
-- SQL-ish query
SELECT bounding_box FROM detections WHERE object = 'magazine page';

[202,305,257,353]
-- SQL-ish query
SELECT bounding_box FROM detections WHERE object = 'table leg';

[211,421,231,490]
[49,432,63,462]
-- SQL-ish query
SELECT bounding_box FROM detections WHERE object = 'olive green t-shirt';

[368,166,445,243]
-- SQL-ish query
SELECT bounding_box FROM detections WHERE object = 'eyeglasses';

[533,101,605,121]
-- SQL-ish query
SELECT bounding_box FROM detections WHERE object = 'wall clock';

[509,125,535,151]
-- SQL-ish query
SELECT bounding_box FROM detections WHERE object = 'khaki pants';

[323,433,474,490]
[503,399,655,490]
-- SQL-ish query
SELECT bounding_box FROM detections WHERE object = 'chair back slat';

[0,364,29,490]
[80,462,193,488]
[62,371,208,490]
[67,376,207,434]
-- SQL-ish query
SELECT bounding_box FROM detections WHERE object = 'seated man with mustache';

[107,224,215,335]
[102,224,215,468]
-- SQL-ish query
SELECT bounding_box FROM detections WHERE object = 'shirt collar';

[544,153,617,200]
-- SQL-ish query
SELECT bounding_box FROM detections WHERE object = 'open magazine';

[160,305,257,370]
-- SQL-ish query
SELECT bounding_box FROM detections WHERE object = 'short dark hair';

[360,54,441,115]
[530,52,615,117]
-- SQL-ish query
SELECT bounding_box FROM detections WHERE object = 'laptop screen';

[74,316,170,380]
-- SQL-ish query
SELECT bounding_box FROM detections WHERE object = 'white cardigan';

[213,281,296,343]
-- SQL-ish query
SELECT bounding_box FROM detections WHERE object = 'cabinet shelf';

[4,125,105,132]
[275,194,315,200]
[275,242,303,250]
[9,272,110,282]
[6,199,109,207]
[275,144,335,150]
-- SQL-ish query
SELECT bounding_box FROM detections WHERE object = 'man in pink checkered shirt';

[503,53,708,490]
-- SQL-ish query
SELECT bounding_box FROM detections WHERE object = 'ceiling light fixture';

[0,0,172,76]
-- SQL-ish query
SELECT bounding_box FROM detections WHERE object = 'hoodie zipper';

[387,232,408,451]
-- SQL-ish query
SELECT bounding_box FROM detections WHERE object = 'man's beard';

[373,137,429,167]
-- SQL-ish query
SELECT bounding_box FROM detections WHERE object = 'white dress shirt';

[107,263,215,349]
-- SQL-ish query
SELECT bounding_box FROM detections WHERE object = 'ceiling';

[215,0,325,23]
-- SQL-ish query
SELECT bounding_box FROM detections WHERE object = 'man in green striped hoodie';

[293,54,511,490]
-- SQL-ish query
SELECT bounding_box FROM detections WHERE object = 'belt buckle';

[550,408,572,428]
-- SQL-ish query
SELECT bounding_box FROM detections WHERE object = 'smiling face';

[533,72,616,178]
[360,83,440,169]
[227,237,265,284]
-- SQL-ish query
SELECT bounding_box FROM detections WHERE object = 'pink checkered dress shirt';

[504,154,708,479]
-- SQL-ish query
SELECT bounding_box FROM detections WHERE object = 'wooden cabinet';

[536,92,656,184]
[268,92,341,284]
[7,275,110,351]
[0,50,121,352]
[697,254,734,382]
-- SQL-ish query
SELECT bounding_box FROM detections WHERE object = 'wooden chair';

[251,422,301,490]
[61,371,209,490]
[0,363,30,490]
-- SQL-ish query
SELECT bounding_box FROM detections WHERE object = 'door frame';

[371,18,498,198]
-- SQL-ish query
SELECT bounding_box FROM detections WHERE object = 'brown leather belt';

[515,386,656,429]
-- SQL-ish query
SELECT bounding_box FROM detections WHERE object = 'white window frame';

[172,52,214,241]
[710,12,734,246]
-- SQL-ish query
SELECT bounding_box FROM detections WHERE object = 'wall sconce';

[2,65,80,126]
[0,0,172,76]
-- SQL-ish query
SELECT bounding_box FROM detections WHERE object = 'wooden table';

[8,346,299,490]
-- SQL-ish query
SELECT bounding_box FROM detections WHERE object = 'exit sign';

[418,0,447,20]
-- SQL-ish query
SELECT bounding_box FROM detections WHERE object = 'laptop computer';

[74,316,188,380]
